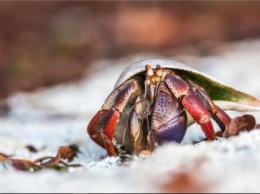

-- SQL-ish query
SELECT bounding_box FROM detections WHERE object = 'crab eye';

[156,67,163,77]
[145,64,154,76]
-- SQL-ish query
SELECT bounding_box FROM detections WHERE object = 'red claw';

[87,108,120,157]
[102,108,120,156]
[213,106,232,132]
[87,110,106,148]
[182,92,215,140]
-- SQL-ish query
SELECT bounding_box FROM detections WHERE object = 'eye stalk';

[145,64,154,77]
[145,64,163,84]
[156,65,163,77]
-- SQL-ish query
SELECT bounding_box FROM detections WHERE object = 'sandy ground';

[1,39,260,192]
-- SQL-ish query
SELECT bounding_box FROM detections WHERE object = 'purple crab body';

[151,82,187,143]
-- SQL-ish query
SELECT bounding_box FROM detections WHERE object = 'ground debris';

[0,146,81,172]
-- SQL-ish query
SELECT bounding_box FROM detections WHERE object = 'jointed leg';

[165,74,216,140]
[87,79,142,156]
[188,80,231,132]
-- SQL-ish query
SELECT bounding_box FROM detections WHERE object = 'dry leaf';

[0,145,79,171]
[68,144,81,154]
[10,159,41,171]
[0,153,11,159]
[0,153,41,171]
[0,153,9,160]
[40,146,77,167]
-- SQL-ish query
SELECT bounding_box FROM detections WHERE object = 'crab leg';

[165,74,216,140]
[128,108,144,154]
[102,108,120,156]
[182,93,215,140]
[87,110,107,149]
[210,106,231,132]
[188,80,232,132]
[87,79,141,156]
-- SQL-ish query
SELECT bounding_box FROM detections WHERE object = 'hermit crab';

[87,59,260,156]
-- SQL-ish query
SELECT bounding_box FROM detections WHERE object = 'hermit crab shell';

[115,59,260,112]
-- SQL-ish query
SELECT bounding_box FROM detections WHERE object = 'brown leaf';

[41,146,77,167]
[0,153,9,160]
[68,143,81,154]
[10,159,41,171]
[59,146,77,162]
[223,114,256,138]
[0,153,10,160]
[1,146,79,171]
[0,153,41,171]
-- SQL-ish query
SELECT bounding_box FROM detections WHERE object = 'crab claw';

[87,110,107,149]
[87,79,142,156]
[187,80,232,132]
[87,109,119,156]
[102,108,121,156]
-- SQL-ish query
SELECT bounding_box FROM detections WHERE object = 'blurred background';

[1,1,260,99]
[2,2,260,192]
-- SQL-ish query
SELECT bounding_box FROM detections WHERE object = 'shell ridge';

[114,59,260,106]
